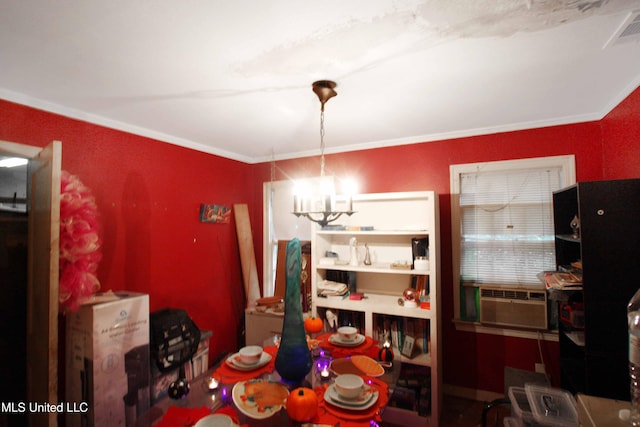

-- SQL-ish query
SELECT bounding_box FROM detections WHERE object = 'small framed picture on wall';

[200,204,231,223]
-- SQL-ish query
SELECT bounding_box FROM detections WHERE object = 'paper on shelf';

[317,280,348,297]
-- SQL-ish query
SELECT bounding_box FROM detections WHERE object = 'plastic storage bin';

[525,384,578,427]
[508,386,539,426]
[508,385,578,427]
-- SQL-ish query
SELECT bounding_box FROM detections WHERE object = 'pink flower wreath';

[59,171,102,312]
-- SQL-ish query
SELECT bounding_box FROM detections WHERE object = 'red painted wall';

[254,85,640,395]
[2,84,638,396]
[601,86,640,178]
[0,99,255,361]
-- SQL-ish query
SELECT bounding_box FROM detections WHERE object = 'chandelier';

[292,80,355,228]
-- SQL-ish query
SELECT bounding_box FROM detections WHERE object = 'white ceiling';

[1,0,639,164]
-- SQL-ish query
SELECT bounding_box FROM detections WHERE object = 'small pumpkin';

[286,387,318,422]
[304,316,324,334]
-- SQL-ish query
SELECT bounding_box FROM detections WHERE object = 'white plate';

[232,379,289,419]
[225,351,272,371]
[329,333,365,347]
[324,383,378,410]
[326,383,374,406]
[194,414,238,427]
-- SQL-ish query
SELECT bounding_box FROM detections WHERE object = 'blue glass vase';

[275,238,312,383]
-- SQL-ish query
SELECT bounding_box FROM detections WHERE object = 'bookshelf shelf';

[316,294,433,319]
[316,263,430,275]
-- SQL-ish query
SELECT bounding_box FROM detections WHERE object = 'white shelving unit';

[311,191,441,426]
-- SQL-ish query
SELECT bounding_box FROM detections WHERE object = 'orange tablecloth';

[155,405,247,427]
[154,406,210,427]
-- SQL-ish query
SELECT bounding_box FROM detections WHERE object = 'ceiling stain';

[234,0,638,78]
[419,0,635,37]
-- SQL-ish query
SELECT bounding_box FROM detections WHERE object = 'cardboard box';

[66,292,150,427]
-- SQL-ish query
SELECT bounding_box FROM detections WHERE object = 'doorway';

[0,154,28,425]
[0,140,61,427]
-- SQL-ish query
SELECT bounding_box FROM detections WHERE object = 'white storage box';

[508,386,538,426]
[508,385,578,427]
[66,292,150,427]
[525,384,578,427]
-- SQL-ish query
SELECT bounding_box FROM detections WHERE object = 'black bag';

[149,308,201,372]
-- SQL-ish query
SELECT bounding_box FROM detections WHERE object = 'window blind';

[459,167,563,286]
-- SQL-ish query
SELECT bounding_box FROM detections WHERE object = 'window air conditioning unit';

[479,286,548,330]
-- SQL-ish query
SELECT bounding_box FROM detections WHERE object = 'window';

[450,155,575,335]
[263,178,321,296]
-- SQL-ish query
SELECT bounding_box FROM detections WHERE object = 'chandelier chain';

[320,109,326,177]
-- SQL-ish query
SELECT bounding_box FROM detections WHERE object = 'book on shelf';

[325,270,350,285]
[389,364,431,414]
[390,318,400,349]
[343,225,374,231]
[388,386,417,411]
[413,318,430,355]
[411,275,430,303]
[417,385,431,416]
[372,314,429,355]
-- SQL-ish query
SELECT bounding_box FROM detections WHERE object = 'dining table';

[134,333,400,427]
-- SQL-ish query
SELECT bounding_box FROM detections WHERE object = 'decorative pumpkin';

[286,387,318,422]
[304,316,324,334]
[378,346,394,362]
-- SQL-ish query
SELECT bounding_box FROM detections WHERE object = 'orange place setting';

[328,333,366,347]
[212,346,277,383]
[317,332,376,358]
[324,381,379,411]
[225,351,272,371]
[314,376,389,425]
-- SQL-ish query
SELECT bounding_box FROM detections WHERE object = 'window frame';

[450,155,575,339]
[262,178,320,297]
